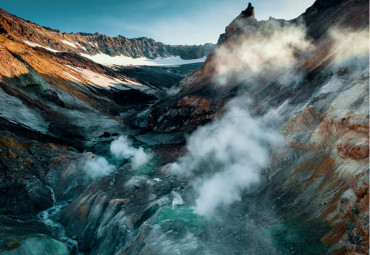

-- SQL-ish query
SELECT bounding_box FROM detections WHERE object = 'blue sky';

[1,0,315,45]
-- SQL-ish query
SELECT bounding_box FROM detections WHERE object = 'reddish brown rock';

[337,142,369,160]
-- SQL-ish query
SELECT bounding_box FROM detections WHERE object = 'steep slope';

[0,8,206,243]
[0,1,368,255]
[0,9,213,61]
[0,7,211,147]
[0,33,148,144]
[126,0,369,253]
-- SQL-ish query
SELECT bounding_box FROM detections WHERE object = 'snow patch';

[23,40,59,53]
[81,53,206,67]
[88,42,97,48]
[62,71,81,83]
[67,65,141,88]
[61,40,78,49]
[75,42,87,51]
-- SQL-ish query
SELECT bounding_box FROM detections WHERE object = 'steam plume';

[82,156,115,179]
[110,136,152,168]
[171,21,313,217]
[213,20,312,86]
[172,99,282,216]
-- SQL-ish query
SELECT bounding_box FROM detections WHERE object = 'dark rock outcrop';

[126,1,369,253]
[0,0,368,254]
[0,133,88,215]
[242,3,255,18]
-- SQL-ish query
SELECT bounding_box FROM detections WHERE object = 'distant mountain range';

[0,1,368,254]
[0,8,211,149]
[0,9,213,61]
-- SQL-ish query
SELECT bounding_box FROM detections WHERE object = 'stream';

[32,134,329,255]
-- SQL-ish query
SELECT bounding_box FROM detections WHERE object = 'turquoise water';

[154,206,204,229]
[1,236,69,255]
[268,218,329,255]
[134,164,156,175]
[152,206,329,255]
[132,155,162,175]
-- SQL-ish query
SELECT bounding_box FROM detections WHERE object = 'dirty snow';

[66,65,142,88]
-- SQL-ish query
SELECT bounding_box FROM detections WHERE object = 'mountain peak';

[242,2,255,18]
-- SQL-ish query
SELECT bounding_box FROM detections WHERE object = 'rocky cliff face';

[0,7,208,145]
[0,9,213,60]
[128,0,369,253]
[0,8,206,252]
[0,1,368,255]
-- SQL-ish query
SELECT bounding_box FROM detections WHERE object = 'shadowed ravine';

[0,0,368,254]
[34,138,329,255]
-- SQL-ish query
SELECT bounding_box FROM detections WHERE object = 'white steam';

[110,136,152,168]
[213,21,312,85]
[82,136,151,179]
[174,24,368,217]
[171,191,184,207]
[171,21,314,217]
[329,28,369,61]
[82,156,115,179]
[172,100,282,217]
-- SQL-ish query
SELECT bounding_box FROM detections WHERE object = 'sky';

[1,0,315,45]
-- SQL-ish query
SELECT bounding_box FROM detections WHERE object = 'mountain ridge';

[128,1,369,253]
[0,8,213,60]
[0,1,368,254]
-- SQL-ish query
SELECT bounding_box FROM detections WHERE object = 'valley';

[0,0,368,254]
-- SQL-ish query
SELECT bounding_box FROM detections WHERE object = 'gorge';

[0,0,368,254]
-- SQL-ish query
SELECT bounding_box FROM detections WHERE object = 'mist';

[82,135,152,179]
[213,20,312,86]
[82,156,115,179]
[329,27,369,61]
[110,136,152,168]
[171,21,315,218]
[172,99,282,217]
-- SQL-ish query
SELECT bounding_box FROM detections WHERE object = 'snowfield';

[81,53,206,67]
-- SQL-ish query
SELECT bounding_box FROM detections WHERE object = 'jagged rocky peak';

[0,0,369,254]
[241,2,255,18]
[217,2,258,45]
